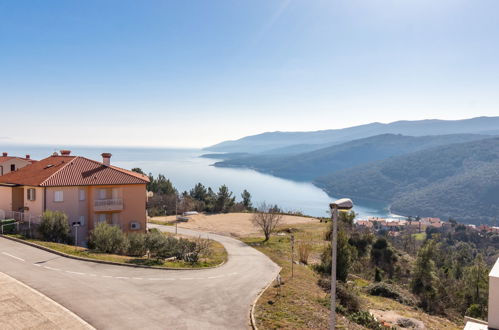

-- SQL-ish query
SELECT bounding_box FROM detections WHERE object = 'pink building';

[0,152,36,176]
[0,150,149,245]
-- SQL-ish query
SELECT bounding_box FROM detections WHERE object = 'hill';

[205,116,499,153]
[214,133,488,181]
[316,137,499,225]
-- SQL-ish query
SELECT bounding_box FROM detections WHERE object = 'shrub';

[39,211,71,243]
[298,241,312,264]
[127,233,147,257]
[337,283,361,313]
[366,282,416,306]
[466,304,485,319]
[145,230,166,258]
[88,222,128,254]
[348,311,383,330]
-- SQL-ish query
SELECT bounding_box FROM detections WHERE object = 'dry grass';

[241,222,464,330]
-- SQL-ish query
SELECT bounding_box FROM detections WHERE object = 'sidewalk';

[0,272,94,330]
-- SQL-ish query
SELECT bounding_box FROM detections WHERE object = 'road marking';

[115,276,129,279]
[65,271,85,275]
[132,277,144,280]
[44,266,61,271]
[2,252,25,262]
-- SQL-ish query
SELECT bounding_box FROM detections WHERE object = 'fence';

[0,210,41,236]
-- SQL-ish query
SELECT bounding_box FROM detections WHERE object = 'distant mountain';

[214,134,488,181]
[205,116,499,153]
[316,137,499,225]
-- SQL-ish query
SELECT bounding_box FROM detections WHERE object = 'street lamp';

[329,198,353,330]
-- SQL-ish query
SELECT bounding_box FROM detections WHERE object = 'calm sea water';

[1,145,392,218]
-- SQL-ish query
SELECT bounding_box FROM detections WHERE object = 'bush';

[466,304,485,319]
[88,222,128,254]
[366,282,416,306]
[39,211,71,243]
[348,311,383,330]
[127,233,147,257]
[0,219,17,234]
[298,241,312,264]
[145,230,166,258]
[337,283,361,313]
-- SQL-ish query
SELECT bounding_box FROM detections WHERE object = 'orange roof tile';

[0,155,149,187]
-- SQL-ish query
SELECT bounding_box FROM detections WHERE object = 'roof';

[0,156,36,164]
[0,155,149,187]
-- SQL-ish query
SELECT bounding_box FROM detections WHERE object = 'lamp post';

[329,198,353,330]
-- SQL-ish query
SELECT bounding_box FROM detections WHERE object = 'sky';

[1,0,498,148]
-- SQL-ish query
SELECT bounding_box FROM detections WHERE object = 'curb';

[0,272,95,329]
[249,267,282,330]
[0,235,226,271]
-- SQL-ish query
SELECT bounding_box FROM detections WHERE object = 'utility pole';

[329,198,353,330]
[175,196,178,235]
[330,206,338,330]
[291,234,295,279]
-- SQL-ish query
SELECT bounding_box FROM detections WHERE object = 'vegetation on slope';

[215,133,486,181]
[317,137,499,224]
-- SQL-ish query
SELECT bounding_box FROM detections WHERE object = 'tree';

[370,237,398,278]
[39,210,71,243]
[131,168,145,175]
[241,189,253,210]
[317,227,354,281]
[190,183,208,202]
[251,203,283,241]
[463,254,489,316]
[411,240,439,312]
[214,185,235,213]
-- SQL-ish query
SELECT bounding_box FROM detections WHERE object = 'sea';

[1,145,394,219]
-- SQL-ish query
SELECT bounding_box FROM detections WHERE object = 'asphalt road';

[0,225,280,330]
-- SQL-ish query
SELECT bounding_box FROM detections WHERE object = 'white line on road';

[2,252,25,262]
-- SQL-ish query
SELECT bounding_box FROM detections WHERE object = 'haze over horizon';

[2,1,498,148]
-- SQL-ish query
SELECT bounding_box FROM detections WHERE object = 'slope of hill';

[214,133,488,181]
[205,116,499,153]
[316,137,499,224]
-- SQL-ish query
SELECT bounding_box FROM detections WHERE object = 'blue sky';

[1,0,498,147]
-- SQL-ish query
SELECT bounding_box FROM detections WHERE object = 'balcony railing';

[94,199,123,211]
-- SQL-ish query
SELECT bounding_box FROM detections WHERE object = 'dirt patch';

[370,309,425,329]
[150,213,319,237]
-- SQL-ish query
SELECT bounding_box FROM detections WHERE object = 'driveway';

[0,225,280,329]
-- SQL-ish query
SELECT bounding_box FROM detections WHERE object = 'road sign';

[72,222,81,227]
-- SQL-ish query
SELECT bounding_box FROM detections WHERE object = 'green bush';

[466,304,485,319]
[127,233,147,257]
[348,311,383,330]
[0,219,17,234]
[39,211,71,243]
[88,222,128,254]
[366,282,416,306]
[145,230,167,258]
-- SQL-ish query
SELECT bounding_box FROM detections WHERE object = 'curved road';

[0,224,280,329]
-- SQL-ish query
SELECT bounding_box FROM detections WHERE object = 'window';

[79,216,85,226]
[10,164,15,172]
[27,188,36,201]
[98,214,106,223]
[79,189,86,201]
[99,189,107,200]
[54,191,64,202]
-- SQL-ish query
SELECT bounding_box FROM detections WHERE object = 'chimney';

[25,154,30,159]
[101,153,112,166]
[2,152,7,157]
[60,150,71,156]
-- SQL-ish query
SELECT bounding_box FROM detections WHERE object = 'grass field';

[7,234,227,269]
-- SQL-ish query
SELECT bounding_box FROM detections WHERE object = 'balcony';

[94,199,123,212]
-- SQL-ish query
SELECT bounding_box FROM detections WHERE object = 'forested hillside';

[214,133,487,181]
[317,137,499,224]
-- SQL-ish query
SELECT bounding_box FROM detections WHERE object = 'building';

[464,257,499,329]
[0,152,36,176]
[0,150,149,245]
